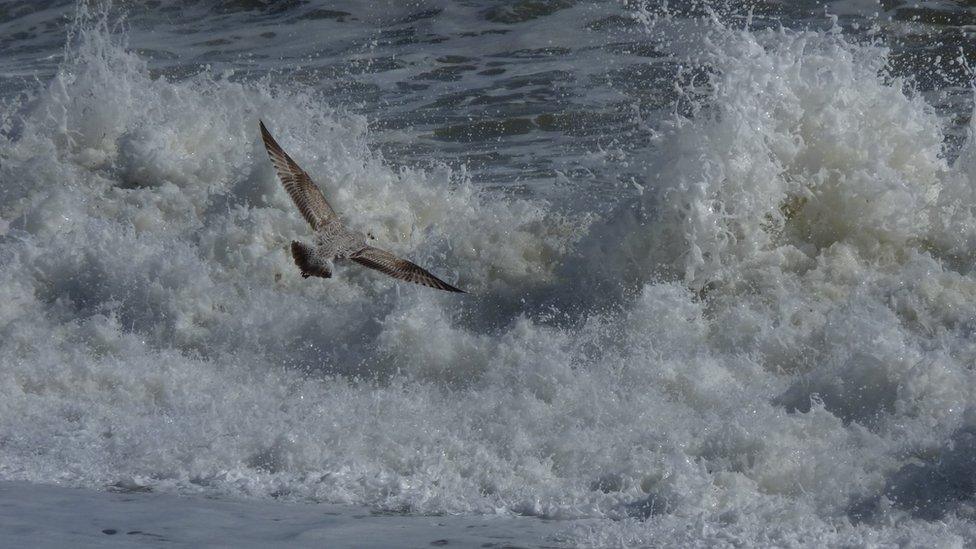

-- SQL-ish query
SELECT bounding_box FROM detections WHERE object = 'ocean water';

[2,0,976,546]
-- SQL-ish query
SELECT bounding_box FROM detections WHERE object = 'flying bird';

[259,120,465,293]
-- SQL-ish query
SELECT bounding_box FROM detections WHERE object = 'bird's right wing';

[351,246,465,293]
[259,120,338,229]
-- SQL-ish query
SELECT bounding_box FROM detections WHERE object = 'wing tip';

[443,282,466,293]
[259,119,274,145]
[260,119,286,157]
[419,270,466,293]
[427,274,465,293]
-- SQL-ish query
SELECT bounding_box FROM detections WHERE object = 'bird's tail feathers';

[291,241,332,279]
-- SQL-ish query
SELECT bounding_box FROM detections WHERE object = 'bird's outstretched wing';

[351,246,465,293]
[259,120,338,229]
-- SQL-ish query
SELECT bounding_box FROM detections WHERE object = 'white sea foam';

[2,4,976,546]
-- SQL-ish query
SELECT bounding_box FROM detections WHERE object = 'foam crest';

[641,29,947,289]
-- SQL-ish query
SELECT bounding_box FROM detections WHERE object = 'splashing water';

[2,2,976,546]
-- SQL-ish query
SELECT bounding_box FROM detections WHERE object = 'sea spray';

[1,3,976,546]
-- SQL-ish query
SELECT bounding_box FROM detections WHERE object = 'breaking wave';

[2,3,976,546]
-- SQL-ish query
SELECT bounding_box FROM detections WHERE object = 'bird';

[259,120,465,293]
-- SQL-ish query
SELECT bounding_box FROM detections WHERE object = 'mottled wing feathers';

[351,246,465,293]
[259,120,337,229]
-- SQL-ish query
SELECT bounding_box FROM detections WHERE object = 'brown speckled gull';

[259,120,464,293]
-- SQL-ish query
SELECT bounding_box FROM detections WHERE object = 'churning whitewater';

[2,1,976,546]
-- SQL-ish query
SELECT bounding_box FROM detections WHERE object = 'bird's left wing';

[259,120,338,229]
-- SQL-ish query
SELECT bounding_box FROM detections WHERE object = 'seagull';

[259,120,465,293]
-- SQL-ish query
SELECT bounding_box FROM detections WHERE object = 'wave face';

[2,1,976,545]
